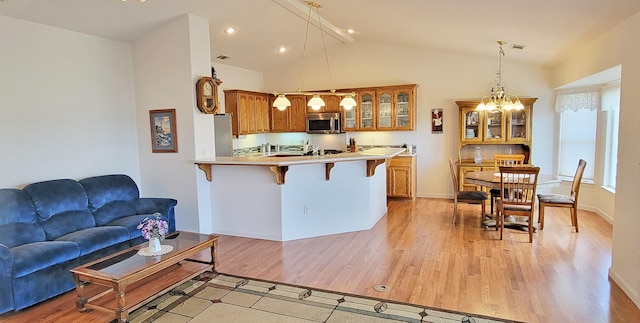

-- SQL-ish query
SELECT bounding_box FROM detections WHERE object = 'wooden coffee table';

[70,231,218,323]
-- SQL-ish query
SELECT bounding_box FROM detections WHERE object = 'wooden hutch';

[456,98,537,191]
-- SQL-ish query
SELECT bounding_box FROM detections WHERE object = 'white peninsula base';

[198,148,404,241]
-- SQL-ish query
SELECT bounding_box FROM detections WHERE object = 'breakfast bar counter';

[195,147,405,184]
[194,148,405,241]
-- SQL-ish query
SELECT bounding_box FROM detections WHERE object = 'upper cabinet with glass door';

[394,88,414,130]
[359,90,376,131]
[374,85,417,131]
[484,110,505,142]
[460,107,482,143]
[376,89,392,130]
[506,108,531,142]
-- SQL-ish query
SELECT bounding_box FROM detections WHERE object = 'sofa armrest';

[0,244,14,313]
[135,198,178,232]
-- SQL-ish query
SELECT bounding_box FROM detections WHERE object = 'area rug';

[128,271,521,323]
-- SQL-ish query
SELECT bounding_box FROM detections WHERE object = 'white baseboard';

[609,267,640,309]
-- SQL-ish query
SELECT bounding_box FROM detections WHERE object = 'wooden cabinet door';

[506,107,531,143]
[460,107,483,143]
[394,88,413,130]
[288,95,307,132]
[323,95,342,113]
[376,89,393,130]
[238,93,256,135]
[359,90,376,131]
[255,94,269,133]
[484,110,505,142]
[387,156,415,199]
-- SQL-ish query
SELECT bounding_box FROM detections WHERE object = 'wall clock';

[196,76,221,114]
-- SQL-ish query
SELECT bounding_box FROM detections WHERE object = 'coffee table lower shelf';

[77,261,210,321]
[70,231,218,323]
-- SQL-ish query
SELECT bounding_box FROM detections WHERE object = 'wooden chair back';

[448,158,459,194]
[498,166,540,242]
[571,159,587,202]
[493,154,525,170]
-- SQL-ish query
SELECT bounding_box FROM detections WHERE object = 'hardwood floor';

[2,198,639,322]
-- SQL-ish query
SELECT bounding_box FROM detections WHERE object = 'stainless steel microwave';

[306,112,341,134]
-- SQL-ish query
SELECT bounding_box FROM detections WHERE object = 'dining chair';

[448,158,488,225]
[489,154,526,214]
[537,159,587,233]
[497,166,540,242]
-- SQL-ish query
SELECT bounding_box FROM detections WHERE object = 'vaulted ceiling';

[2,0,640,71]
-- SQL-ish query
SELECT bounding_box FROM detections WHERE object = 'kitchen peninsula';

[195,147,405,241]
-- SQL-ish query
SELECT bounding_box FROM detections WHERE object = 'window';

[602,84,620,190]
[558,108,596,182]
[555,81,620,188]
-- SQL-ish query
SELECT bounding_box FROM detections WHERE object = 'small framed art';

[149,109,178,153]
[432,108,443,133]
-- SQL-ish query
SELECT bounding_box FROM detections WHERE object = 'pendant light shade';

[339,95,357,110]
[307,94,325,110]
[273,94,291,111]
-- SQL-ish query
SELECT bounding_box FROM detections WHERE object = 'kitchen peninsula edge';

[195,147,405,241]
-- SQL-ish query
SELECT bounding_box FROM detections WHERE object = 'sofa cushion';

[23,179,89,222]
[55,226,130,256]
[39,210,96,240]
[11,241,80,278]
[106,214,156,239]
[92,200,137,226]
[0,189,38,225]
[80,175,140,225]
[0,223,46,249]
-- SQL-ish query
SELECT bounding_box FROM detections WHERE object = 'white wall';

[132,14,213,233]
[552,11,640,308]
[263,41,555,199]
[0,16,140,188]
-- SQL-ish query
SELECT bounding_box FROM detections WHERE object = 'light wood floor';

[2,198,639,322]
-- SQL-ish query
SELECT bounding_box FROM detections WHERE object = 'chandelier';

[476,41,524,112]
[272,1,357,112]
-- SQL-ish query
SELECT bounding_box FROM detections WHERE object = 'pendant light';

[272,1,355,111]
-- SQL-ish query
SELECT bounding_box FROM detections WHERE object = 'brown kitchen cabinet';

[271,95,307,133]
[345,84,417,132]
[387,154,416,199]
[224,90,270,137]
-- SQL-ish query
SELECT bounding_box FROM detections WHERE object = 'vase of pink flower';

[138,212,169,253]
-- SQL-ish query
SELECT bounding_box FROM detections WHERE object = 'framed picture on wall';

[432,108,443,133]
[149,109,178,153]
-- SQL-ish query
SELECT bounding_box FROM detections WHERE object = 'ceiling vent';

[216,55,231,60]
[510,44,526,50]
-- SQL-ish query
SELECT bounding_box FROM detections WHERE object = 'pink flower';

[138,212,169,240]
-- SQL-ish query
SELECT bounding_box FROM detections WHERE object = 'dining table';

[464,170,560,230]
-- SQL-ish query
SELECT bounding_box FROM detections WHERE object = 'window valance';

[601,83,620,112]
[555,88,600,113]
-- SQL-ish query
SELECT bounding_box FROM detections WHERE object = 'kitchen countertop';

[195,147,406,166]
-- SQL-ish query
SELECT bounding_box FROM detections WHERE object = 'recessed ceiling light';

[347,29,355,34]
[224,27,236,34]
[278,47,287,53]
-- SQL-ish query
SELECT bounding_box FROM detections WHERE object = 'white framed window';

[558,108,596,182]
[555,81,620,188]
[601,83,620,191]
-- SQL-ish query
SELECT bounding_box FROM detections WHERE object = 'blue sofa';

[0,174,177,314]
